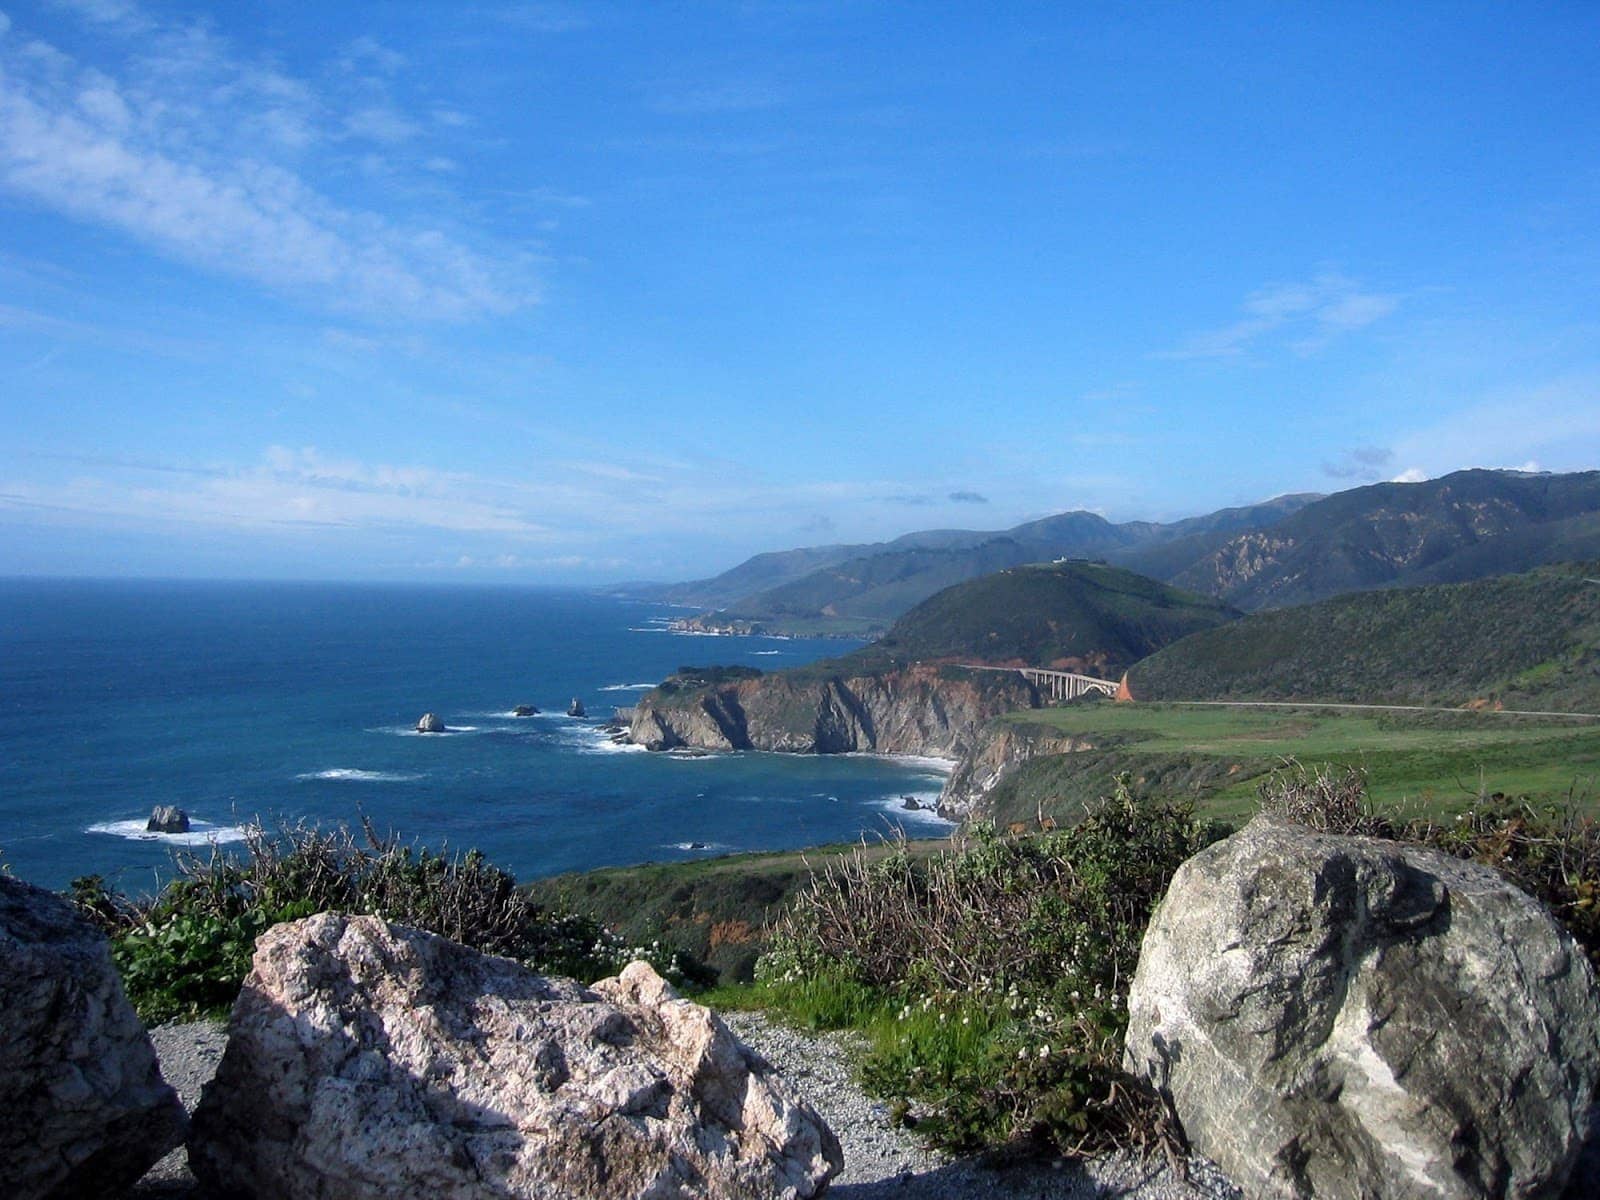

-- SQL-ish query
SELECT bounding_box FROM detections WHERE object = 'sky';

[2,1,1599,584]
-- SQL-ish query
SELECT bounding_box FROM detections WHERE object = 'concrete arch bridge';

[960,664,1121,701]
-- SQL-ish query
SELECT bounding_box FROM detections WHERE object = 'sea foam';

[87,818,251,846]
[296,768,422,783]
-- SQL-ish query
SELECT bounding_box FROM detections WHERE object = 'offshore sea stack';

[189,913,842,1200]
[0,876,186,1200]
[415,712,446,733]
[146,804,190,833]
[1124,815,1600,1200]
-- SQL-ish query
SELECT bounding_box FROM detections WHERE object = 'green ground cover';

[524,839,947,984]
[990,703,1600,827]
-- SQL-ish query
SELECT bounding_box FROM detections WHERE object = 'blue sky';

[2,1,1598,583]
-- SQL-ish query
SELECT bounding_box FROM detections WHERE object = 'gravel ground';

[128,1012,1241,1199]
[719,1010,1242,1200]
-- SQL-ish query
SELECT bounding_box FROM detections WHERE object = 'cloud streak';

[1161,273,1399,360]
[0,6,532,319]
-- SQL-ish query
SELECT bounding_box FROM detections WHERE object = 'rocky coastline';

[626,664,1040,764]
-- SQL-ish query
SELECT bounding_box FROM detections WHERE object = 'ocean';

[0,579,952,893]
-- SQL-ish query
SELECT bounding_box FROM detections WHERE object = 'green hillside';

[1126,561,1600,711]
[805,559,1240,679]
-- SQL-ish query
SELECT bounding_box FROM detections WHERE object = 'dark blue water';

[0,579,951,892]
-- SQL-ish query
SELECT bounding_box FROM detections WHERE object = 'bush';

[76,821,713,1025]
[1258,762,1600,966]
[753,782,1219,1157]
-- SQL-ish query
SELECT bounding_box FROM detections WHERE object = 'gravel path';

[130,1012,1241,1199]
[719,1010,1241,1200]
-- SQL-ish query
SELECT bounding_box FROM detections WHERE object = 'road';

[1172,699,1600,721]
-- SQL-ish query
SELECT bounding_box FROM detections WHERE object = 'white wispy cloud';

[0,442,1057,572]
[1390,377,1600,478]
[1161,273,1400,360]
[2,446,549,535]
[0,5,532,318]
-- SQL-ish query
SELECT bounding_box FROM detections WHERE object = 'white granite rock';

[1125,815,1600,1200]
[189,913,842,1199]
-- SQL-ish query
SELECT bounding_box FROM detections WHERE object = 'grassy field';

[991,702,1600,826]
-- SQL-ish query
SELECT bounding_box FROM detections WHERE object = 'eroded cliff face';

[627,666,1039,760]
[937,720,1096,821]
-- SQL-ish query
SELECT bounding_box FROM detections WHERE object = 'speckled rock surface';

[0,875,186,1200]
[1125,815,1600,1200]
[187,916,840,1199]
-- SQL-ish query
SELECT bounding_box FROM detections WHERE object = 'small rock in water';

[511,704,539,717]
[146,805,190,833]
[416,713,446,733]
[566,697,586,718]
[899,795,923,811]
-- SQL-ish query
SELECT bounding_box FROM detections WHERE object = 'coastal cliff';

[937,718,1097,820]
[628,664,1040,759]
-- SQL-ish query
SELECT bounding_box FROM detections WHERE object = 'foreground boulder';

[0,876,185,1200]
[1125,815,1600,1200]
[189,913,841,1199]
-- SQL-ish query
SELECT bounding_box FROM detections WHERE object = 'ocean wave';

[87,818,252,846]
[751,650,785,656]
[598,683,656,692]
[555,724,647,755]
[853,752,957,774]
[664,841,730,853]
[296,769,422,783]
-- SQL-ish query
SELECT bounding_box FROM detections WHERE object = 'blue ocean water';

[0,579,952,893]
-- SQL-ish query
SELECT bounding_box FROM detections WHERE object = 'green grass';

[987,703,1600,827]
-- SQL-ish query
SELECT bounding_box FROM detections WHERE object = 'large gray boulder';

[0,876,186,1200]
[189,913,842,1200]
[1124,815,1600,1200]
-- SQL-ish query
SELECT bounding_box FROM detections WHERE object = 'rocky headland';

[627,663,1041,761]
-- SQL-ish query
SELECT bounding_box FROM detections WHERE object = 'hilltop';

[1124,560,1600,711]
[811,558,1241,679]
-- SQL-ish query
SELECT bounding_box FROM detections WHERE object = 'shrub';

[77,821,711,1024]
[754,781,1219,1157]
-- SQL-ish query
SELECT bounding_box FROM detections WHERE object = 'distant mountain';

[1125,560,1600,711]
[627,494,1317,629]
[1151,469,1600,610]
